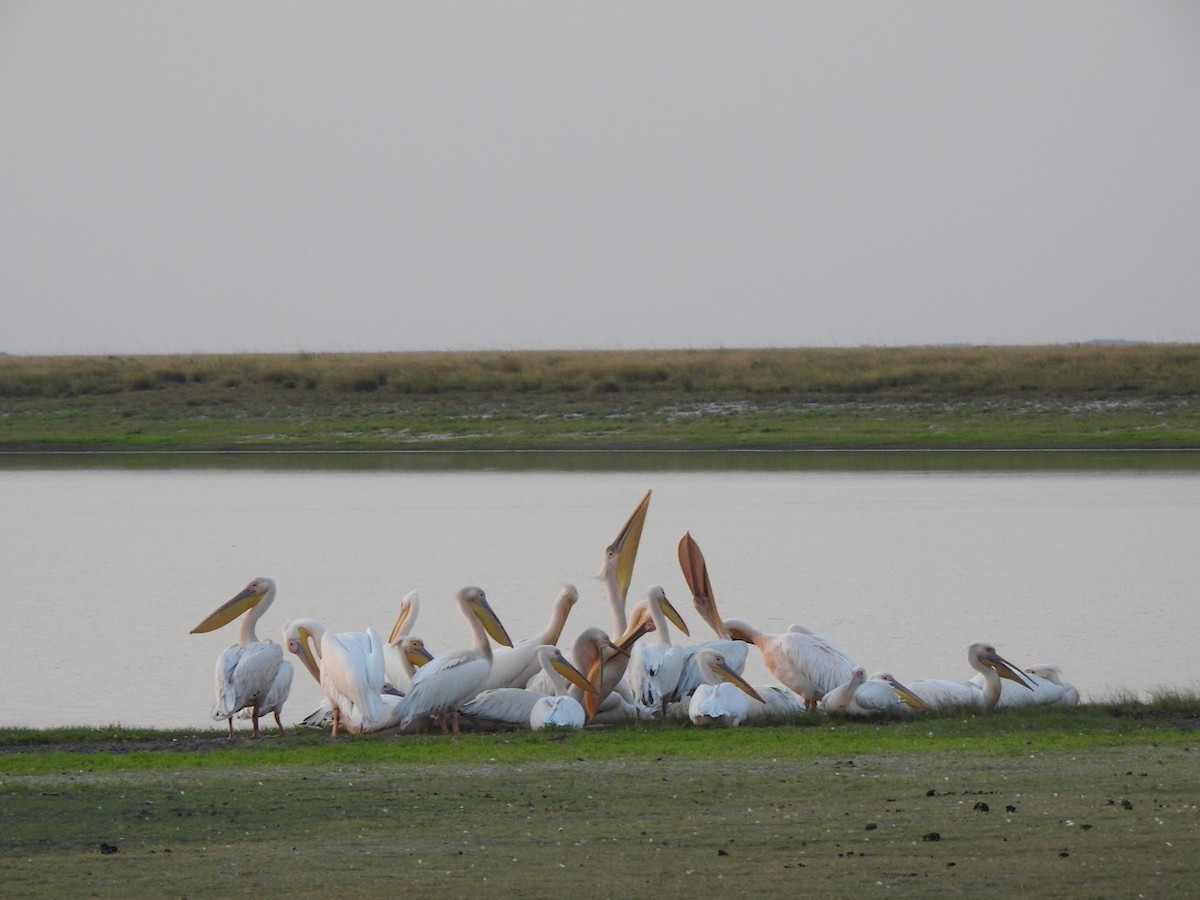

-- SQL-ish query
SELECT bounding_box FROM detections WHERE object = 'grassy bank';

[2,702,1198,897]
[3,345,1200,450]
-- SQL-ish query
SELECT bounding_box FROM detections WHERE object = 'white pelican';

[598,490,652,635]
[687,648,766,727]
[908,642,1035,710]
[383,590,422,693]
[191,576,290,739]
[389,586,514,734]
[724,618,855,709]
[673,532,750,700]
[819,667,928,716]
[739,684,809,723]
[458,646,596,730]
[475,584,580,692]
[624,585,691,719]
[283,618,389,736]
[969,662,1080,708]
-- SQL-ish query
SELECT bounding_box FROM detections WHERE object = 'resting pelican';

[820,667,928,716]
[383,590,422,693]
[475,584,580,692]
[583,599,658,721]
[283,617,389,736]
[673,532,750,700]
[739,684,809,723]
[970,662,1080,708]
[724,618,855,709]
[191,576,290,739]
[687,648,766,727]
[908,642,1035,709]
[390,586,514,734]
[459,646,596,730]
[598,490,652,635]
[625,585,691,719]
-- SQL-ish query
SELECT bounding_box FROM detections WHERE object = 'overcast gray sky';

[2,3,1198,355]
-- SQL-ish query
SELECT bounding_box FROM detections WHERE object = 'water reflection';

[3,457,1198,730]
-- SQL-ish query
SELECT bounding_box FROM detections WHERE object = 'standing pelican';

[908,642,1035,709]
[687,648,766,727]
[673,532,750,700]
[390,586,514,734]
[624,585,691,720]
[724,618,855,709]
[598,490,652,636]
[282,617,388,736]
[820,667,928,716]
[191,577,290,739]
[475,584,580,692]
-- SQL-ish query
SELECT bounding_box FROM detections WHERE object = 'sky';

[2,2,1199,356]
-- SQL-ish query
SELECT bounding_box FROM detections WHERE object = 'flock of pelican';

[190,490,1078,738]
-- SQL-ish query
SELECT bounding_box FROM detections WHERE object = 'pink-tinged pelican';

[459,645,597,730]
[191,576,290,739]
[390,586,514,734]
[723,618,855,709]
[625,585,691,719]
[673,532,750,700]
[475,584,580,692]
[909,642,1035,709]
[687,648,766,727]
[282,617,388,736]
[598,490,652,635]
[820,667,928,716]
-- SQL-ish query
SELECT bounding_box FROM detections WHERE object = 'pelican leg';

[274,710,285,736]
[331,707,341,738]
[226,717,234,739]
[250,706,262,739]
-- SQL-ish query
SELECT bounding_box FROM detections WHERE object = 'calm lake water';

[3,451,1198,729]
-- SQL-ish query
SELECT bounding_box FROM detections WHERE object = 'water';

[3,454,1198,729]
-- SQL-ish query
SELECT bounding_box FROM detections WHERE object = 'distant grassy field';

[1,700,1197,898]
[3,345,1200,450]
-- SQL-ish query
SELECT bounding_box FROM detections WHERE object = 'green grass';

[2,702,1198,897]
[3,345,1200,450]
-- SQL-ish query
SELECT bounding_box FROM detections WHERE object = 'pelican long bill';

[190,582,268,634]
[605,490,651,602]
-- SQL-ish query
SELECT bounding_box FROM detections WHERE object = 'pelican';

[282,618,389,736]
[624,585,691,720]
[908,642,1035,709]
[390,586,514,734]
[673,532,751,700]
[583,599,658,721]
[475,584,579,692]
[687,648,766,727]
[191,576,290,739]
[383,590,422,693]
[820,667,928,716]
[459,646,596,730]
[724,618,855,709]
[598,490,652,635]
[970,662,1080,708]
[739,684,809,723]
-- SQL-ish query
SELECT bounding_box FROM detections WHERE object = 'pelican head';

[282,618,323,683]
[971,643,1035,690]
[545,647,597,694]
[459,586,514,648]
[190,577,275,634]
[874,671,928,709]
[388,590,420,643]
[599,490,651,601]
[697,648,765,703]
[399,637,434,668]
[647,584,690,637]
